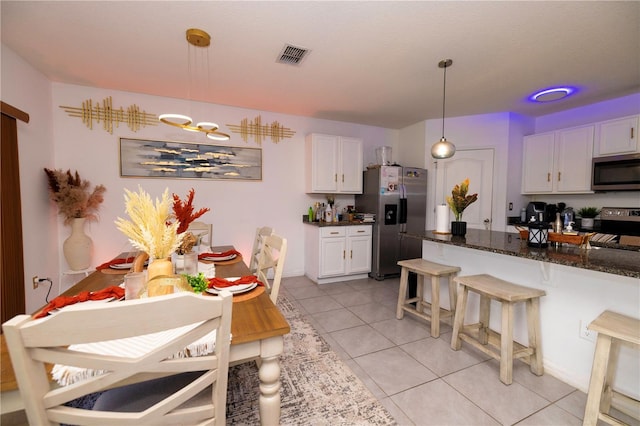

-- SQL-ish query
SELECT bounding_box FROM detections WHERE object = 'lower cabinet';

[305,225,372,284]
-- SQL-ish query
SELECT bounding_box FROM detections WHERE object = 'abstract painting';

[119,138,262,181]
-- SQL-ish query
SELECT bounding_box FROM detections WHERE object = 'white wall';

[397,120,427,169]
[3,44,397,311]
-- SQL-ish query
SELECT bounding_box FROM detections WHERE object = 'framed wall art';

[119,138,262,181]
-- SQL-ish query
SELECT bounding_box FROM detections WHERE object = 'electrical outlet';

[508,202,513,211]
[32,276,39,289]
[579,320,596,342]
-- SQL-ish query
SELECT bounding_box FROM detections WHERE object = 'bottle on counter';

[553,212,563,233]
[324,203,333,223]
[314,202,322,222]
[308,206,314,222]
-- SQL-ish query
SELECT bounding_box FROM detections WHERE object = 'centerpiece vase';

[147,257,173,282]
[451,220,467,237]
[63,217,93,270]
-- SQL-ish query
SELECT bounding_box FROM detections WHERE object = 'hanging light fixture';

[431,59,456,159]
[159,28,230,141]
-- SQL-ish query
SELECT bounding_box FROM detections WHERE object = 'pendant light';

[431,59,456,159]
[159,28,230,141]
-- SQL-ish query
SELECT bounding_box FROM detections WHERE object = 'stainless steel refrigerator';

[355,166,427,280]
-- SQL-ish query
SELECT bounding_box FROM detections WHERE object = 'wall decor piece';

[227,115,295,145]
[120,138,262,181]
[60,97,158,134]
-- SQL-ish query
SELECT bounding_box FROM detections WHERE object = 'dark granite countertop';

[302,216,373,227]
[405,229,640,279]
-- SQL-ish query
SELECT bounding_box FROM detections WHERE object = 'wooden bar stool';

[450,274,546,385]
[583,310,640,426]
[396,258,461,338]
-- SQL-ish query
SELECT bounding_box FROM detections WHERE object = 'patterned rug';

[226,294,396,425]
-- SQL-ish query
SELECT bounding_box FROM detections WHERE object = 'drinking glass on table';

[183,252,198,275]
[124,272,145,300]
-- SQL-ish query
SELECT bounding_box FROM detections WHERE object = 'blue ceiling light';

[529,86,577,103]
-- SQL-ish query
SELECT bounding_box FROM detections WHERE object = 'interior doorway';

[434,148,495,230]
[1,102,29,323]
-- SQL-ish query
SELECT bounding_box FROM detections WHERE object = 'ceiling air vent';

[277,44,309,66]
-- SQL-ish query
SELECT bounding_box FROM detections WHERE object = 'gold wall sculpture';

[59,96,158,134]
[227,115,295,145]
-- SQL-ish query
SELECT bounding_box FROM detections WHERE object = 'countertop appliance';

[525,202,546,223]
[592,153,640,191]
[596,207,640,246]
[355,166,427,279]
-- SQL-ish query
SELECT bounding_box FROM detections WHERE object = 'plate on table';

[206,278,258,295]
[201,253,237,262]
[110,262,133,270]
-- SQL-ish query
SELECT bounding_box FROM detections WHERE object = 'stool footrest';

[459,325,534,362]
[401,303,454,323]
[610,391,640,421]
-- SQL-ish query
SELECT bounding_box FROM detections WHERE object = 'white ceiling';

[2,1,639,129]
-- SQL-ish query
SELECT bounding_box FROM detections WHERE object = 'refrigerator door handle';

[399,198,407,224]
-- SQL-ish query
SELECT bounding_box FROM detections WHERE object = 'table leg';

[258,336,284,426]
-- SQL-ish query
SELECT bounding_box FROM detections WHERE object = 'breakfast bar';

[405,229,639,400]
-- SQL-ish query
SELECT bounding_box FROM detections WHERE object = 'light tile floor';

[280,275,639,426]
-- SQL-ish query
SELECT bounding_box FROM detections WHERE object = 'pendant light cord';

[441,63,447,139]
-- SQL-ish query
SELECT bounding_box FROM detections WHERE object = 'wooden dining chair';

[255,234,288,304]
[188,221,213,249]
[249,226,274,273]
[2,291,232,426]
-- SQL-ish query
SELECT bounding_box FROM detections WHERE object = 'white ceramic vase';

[63,217,93,270]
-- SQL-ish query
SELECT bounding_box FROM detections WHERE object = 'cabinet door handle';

[558,172,561,181]
[356,230,365,233]
[343,250,346,259]
[334,173,337,183]
[547,172,551,182]
[632,127,635,139]
[330,232,339,235]
[350,250,353,259]
[342,174,345,183]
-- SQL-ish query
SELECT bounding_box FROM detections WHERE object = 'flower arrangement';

[171,189,210,254]
[115,186,184,260]
[44,168,106,225]
[446,178,478,222]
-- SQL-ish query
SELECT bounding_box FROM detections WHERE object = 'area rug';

[226,293,396,425]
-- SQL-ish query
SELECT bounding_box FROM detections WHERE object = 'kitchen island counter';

[407,228,639,398]
[405,229,640,279]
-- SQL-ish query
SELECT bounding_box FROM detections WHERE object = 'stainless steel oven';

[597,207,640,247]
[592,154,640,191]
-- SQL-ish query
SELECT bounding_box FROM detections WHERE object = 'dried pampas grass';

[115,187,184,259]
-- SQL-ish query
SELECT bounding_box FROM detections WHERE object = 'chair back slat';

[3,291,232,426]
[255,234,287,303]
[249,226,274,273]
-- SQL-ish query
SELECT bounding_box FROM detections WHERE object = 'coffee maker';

[525,202,547,223]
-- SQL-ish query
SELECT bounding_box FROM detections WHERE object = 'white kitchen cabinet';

[521,125,594,194]
[304,225,372,284]
[594,115,639,156]
[305,133,363,194]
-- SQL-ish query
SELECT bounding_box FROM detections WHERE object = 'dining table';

[1,245,290,425]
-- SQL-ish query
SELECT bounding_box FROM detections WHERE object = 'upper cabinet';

[305,133,363,194]
[522,125,594,194]
[594,115,639,157]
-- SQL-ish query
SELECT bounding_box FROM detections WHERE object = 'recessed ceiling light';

[529,86,577,103]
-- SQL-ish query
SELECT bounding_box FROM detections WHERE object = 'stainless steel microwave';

[592,153,640,191]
